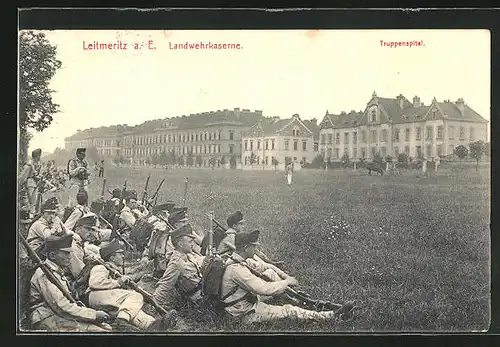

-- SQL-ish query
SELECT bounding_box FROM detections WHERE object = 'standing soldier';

[19,148,43,215]
[28,233,111,332]
[67,148,90,207]
[285,161,293,185]
[98,160,105,178]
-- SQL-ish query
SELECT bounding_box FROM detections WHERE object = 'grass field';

[52,164,491,332]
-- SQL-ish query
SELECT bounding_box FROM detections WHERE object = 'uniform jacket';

[19,160,41,189]
[29,259,98,325]
[86,262,123,294]
[27,216,64,252]
[120,206,136,228]
[64,205,91,231]
[220,253,289,317]
[217,228,237,255]
[68,158,89,186]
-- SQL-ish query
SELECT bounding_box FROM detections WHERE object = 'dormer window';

[371,110,377,122]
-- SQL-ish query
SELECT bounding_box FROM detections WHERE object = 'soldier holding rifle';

[27,233,111,332]
[67,148,91,207]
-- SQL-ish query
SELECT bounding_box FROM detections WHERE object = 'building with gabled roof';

[319,92,488,162]
[241,114,320,168]
[64,108,264,167]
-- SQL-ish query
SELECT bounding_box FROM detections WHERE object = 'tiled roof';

[436,102,487,123]
[302,119,320,141]
[65,124,132,141]
[245,118,290,137]
[321,111,364,129]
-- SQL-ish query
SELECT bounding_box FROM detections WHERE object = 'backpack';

[62,206,76,223]
[66,159,73,176]
[200,227,226,256]
[200,254,229,312]
[73,260,98,303]
[130,218,155,253]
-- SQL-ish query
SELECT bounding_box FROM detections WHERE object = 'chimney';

[234,108,241,118]
[455,98,465,115]
[341,111,346,115]
[396,94,405,109]
[413,95,421,107]
[310,118,317,125]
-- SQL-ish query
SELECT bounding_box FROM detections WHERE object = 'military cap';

[170,224,195,244]
[99,239,124,260]
[168,207,188,224]
[41,197,60,212]
[112,188,122,198]
[74,214,98,229]
[44,233,74,253]
[76,148,86,154]
[235,230,260,249]
[19,209,32,224]
[153,201,175,213]
[227,211,244,227]
[31,148,42,158]
[124,190,138,201]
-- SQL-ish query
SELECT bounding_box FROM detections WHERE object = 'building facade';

[64,108,265,167]
[319,92,489,162]
[241,114,320,168]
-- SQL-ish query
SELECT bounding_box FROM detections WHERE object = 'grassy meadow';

[41,164,491,332]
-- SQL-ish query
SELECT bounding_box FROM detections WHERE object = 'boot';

[148,309,178,331]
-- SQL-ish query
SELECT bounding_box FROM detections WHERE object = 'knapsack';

[73,260,98,303]
[200,227,226,256]
[200,254,229,312]
[62,206,76,223]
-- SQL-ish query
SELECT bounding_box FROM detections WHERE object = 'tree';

[372,152,384,167]
[19,31,62,164]
[220,156,226,167]
[151,153,159,167]
[469,140,486,171]
[229,155,237,169]
[167,150,177,166]
[209,157,216,169]
[145,157,152,166]
[484,142,490,157]
[272,157,279,171]
[159,150,168,168]
[177,155,185,167]
[341,152,350,168]
[311,154,324,169]
[186,150,194,167]
[397,152,409,169]
[250,152,257,165]
[454,145,469,163]
[385,155,392,163]
[195,155,203,167]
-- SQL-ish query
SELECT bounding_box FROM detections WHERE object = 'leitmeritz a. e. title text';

[83,41,128,50]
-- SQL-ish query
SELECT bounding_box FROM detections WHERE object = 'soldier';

[98,160,105,178]
[19,148,43,214]
[153,224,207,308]
[67,148,90,207]
[285,162,293,185]
[120,193,140,229]
[217,211,245,255]
[19,209,34,260]
[86,240,177,331]
[64,191,92,231]
[220,231,353,324]
[28,233,111,332]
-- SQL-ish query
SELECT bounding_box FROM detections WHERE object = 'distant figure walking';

[285,162,293,185]
[98,160,105,177]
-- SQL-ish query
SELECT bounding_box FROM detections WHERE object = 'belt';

[221,292,258,309]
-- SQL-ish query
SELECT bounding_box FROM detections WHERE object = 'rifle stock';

[150,179,165,205]
[182,177,189,208]
[142,174,151,205]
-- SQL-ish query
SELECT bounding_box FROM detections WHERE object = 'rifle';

[19,233,112,329]
[118,180,127,212]
[150,179,165,206]
[207,215,282,265]
[141,174,151,205]
[207,211,215,256]
[92,257,168,316]
[98,214,135,251]
[182,177,189,208]
[101,178,107,197]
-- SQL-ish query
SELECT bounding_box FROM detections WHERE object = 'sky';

[22,29,491,153]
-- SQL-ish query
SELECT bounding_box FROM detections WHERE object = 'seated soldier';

[64,190,92,230]
[120,193,140,229]
[109,188,122,209]
[86,240,177,331]
[72,215,109,264]
[141,201,175,258]
[27,197,68,253]
[153,224,207,308]
[220,231,354,324]
[29,234,111,332]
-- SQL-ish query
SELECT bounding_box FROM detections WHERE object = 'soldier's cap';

[152,201,175,213]
[168,208,188,224]
[41,197,60,212]
[99,239,124,260]
[111,188,122,198]
[170,224,195,244]
[32,148,42,157]
[235,230,260,249]
[124,190,138,201]
[74,214,98,229]
[44,233,74,253]
[227,211,244,227]
[76,148,86,154]
[76,190,88,200]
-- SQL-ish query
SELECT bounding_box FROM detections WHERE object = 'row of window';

[122,143,237,157]
[321,143,445,160]
[320,125,476,145]
[244,139,309,151]
[243,155,307,166]
[123,130,236,146]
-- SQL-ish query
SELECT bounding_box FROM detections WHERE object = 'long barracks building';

[64,108,264,167]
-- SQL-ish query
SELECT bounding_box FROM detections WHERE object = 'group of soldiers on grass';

[18,147,357,332]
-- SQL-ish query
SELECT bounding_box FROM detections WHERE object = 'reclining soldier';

[85,240,177,331]
[28,233,111,332]
[153,224,207,308]
[71,215,109,264]
[220,231,354,324]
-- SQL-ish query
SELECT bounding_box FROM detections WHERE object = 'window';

[405,128,410,142]
[405,146,410,155]
[244,141,248,151]
[459,126,465,140]
[469,127,474,141]
[335,133,340,145]
[204,133,207,141]
[437,145,443,157]
[382,129,388,142]
[335,149,339,159]
[257,140,260,150]
[394,147,399,156]
[191,134,194,142]
[302,141,307,151]
[426,145,432,158]
[265,156,269,165]
[321,134,326,144]
[250,141,254,150]
[344,147,348,156]
[371,147,376,156]
[416,127,421,140]
[195,134,198,141]
[371,109,377,122]
[371,130,377,142]
[449,126,455,140]
[352,148,357,159]
[218,144,221,153]
[229,144,234,154]
[321,148,325,157]
[394,129,399,142]
[344,132,349,144]
[265,140,269,150]
[426,126,433,140]
[293,157,297,161]
[271,139,275,150]
[218,131,221,140]
[381,147,386,158]
[204,145,207,154]
[328,134,333,144]
[361,148,366,158]
[437,126,444,139]
[229,130,234,140]
[209,133,212,141]
[284,140,289,150]
[314,143,318,151]
[293,140,298,151]
[353,132,357,144]
[362,131,367,143]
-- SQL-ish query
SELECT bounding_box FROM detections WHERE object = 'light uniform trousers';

[88,289,155,330]
[32,315,109,332]
[287,173,292,185]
